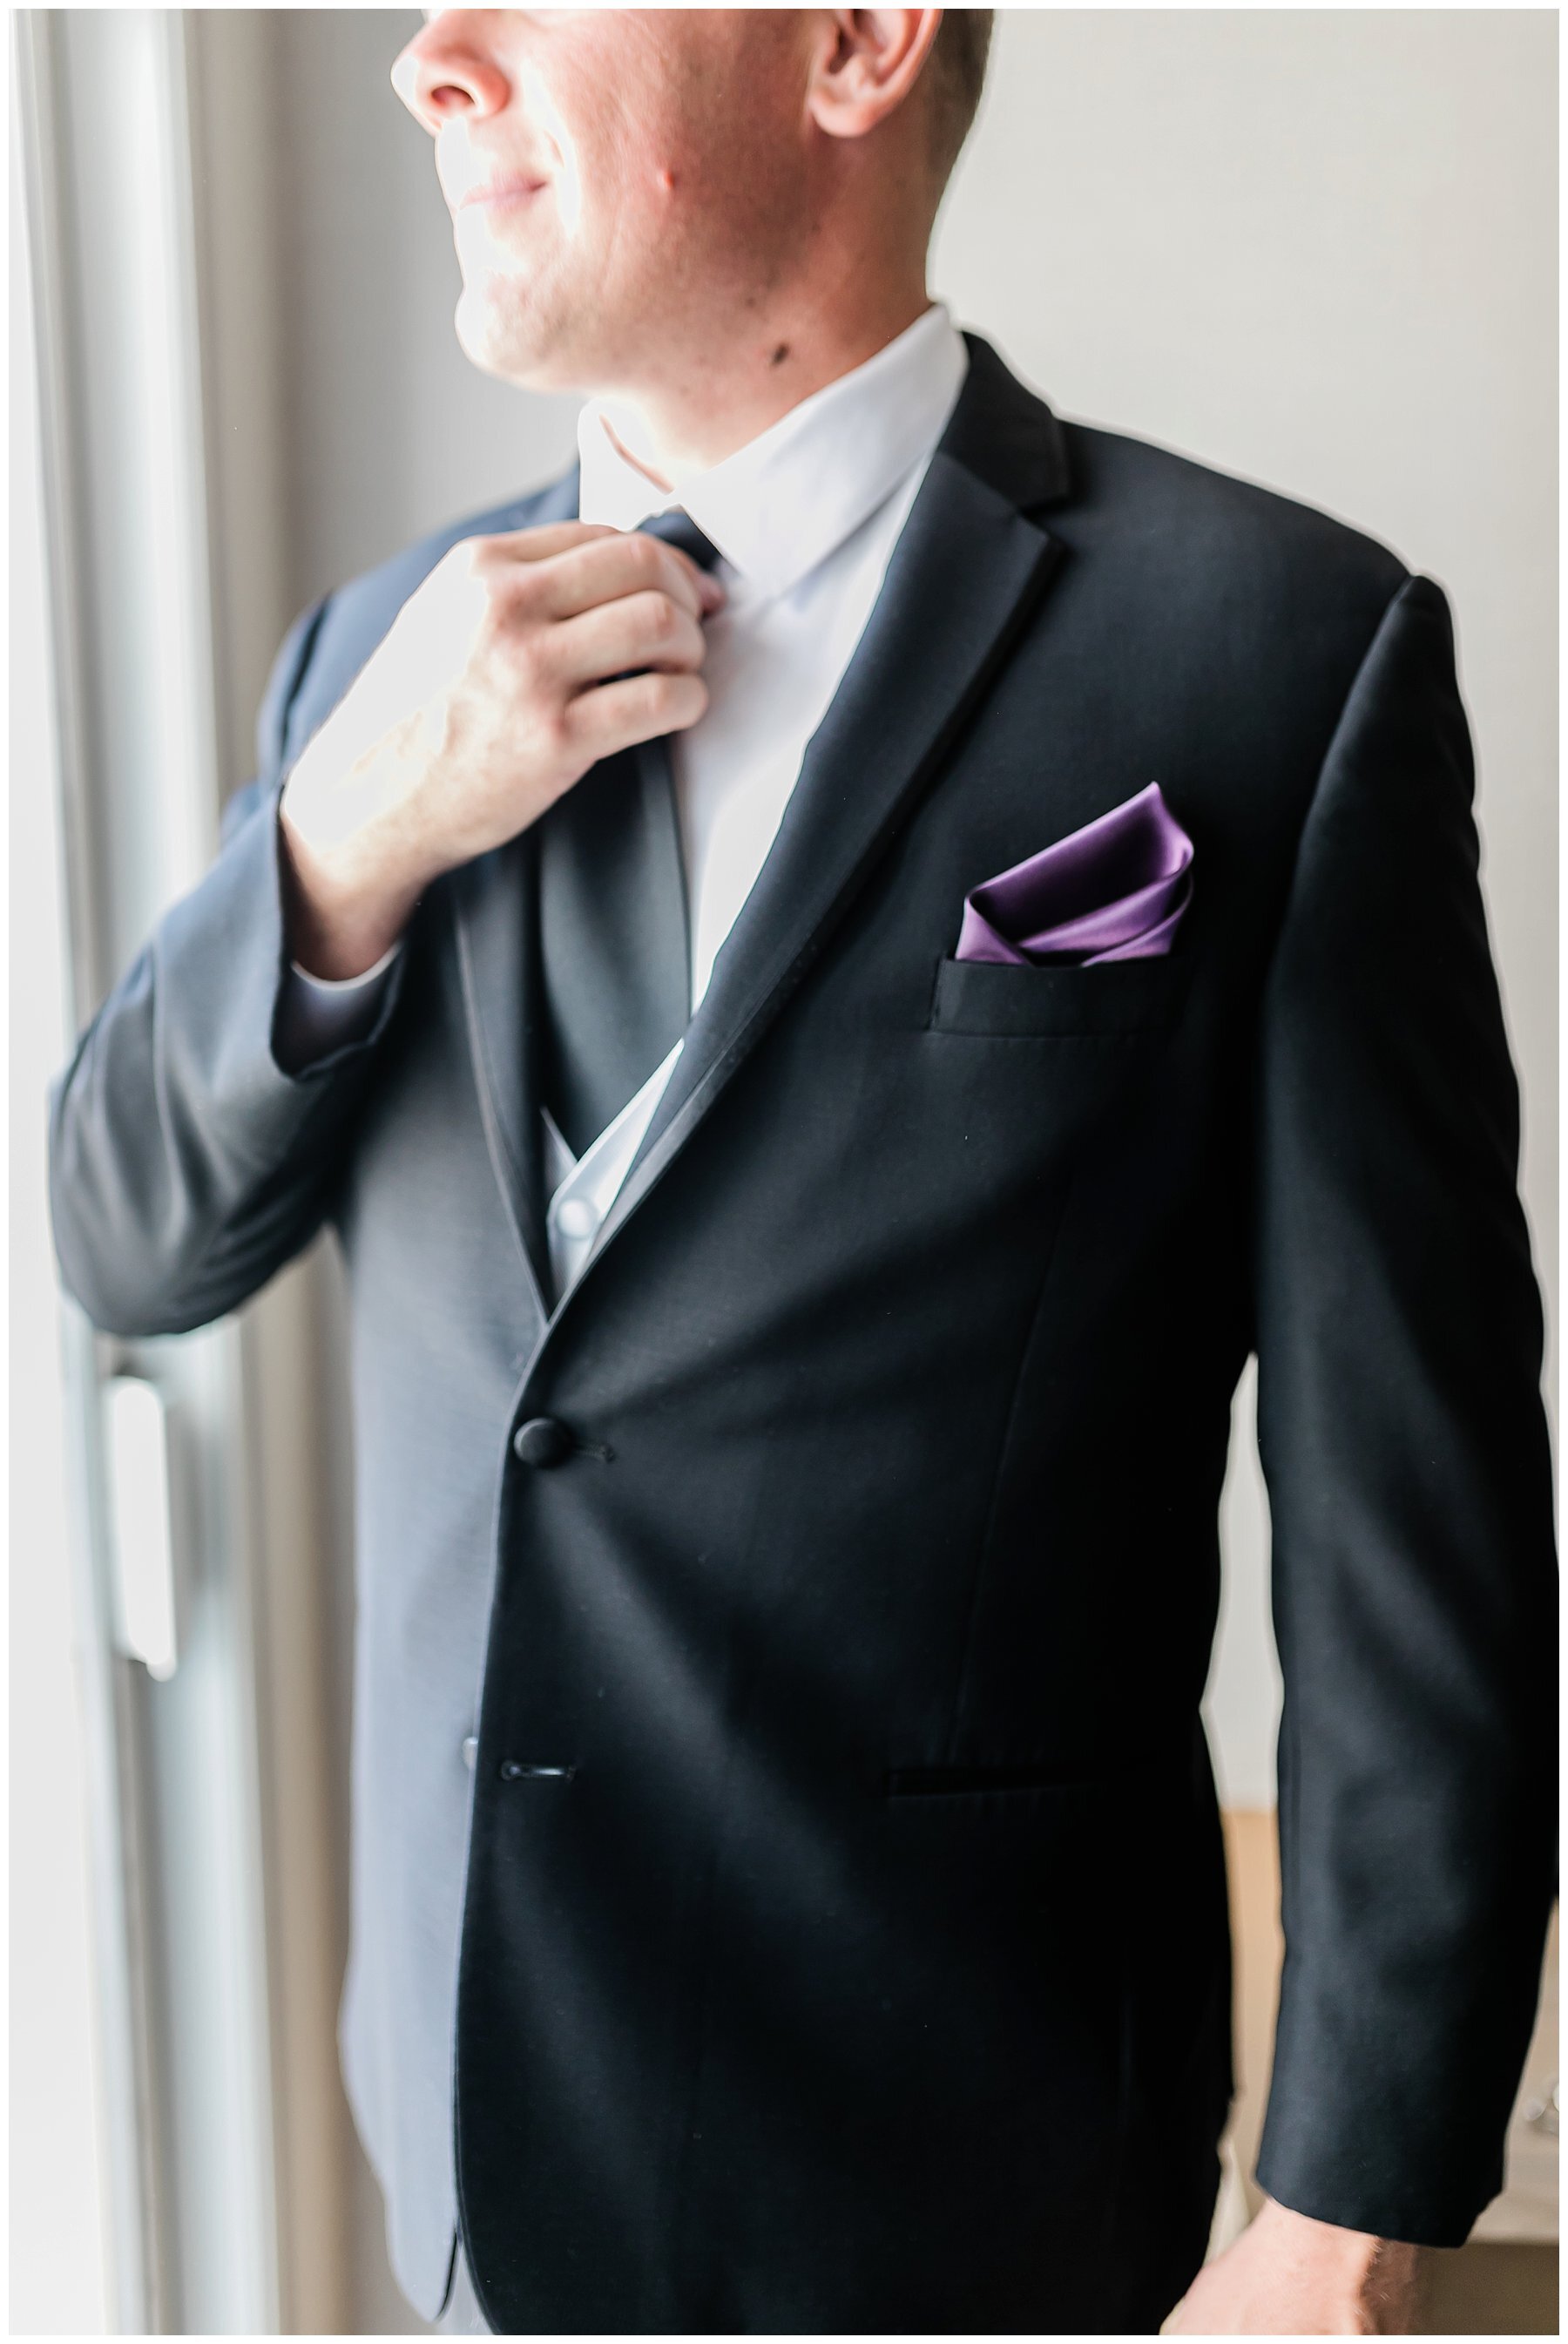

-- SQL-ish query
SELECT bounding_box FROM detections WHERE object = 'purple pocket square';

[955,782,1194,966]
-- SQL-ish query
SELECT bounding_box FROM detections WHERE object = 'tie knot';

[639,508,721,573]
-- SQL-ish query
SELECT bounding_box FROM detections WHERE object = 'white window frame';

[14,12,287,2328]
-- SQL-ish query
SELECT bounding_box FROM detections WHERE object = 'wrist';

[278,794,427,981]
[1258,2197,1382,2259]
[1256,2198,1422,2309]
[1166,2197,1424,2334]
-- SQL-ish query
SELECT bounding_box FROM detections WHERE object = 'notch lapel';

[451,829,552,1314]
[573,338,1074,1291]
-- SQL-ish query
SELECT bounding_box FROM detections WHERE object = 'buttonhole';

[499,1760,577,1782]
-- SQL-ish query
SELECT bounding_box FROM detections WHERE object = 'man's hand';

[1164,2198,1423,2335]
[279,521,723,978]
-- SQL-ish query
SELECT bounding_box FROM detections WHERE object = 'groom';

[51,10,1555,2333]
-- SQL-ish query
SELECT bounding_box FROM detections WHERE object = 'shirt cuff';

[274,942,402,1073]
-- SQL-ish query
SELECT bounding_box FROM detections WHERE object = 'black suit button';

[513,1415,571,1468]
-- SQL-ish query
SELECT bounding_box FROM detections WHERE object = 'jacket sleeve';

[48,593,409,1336]
[1250,572,1557,2246]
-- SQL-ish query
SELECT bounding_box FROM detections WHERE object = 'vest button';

[513,1415,572,1468]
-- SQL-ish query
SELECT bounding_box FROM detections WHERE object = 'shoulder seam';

[1281,568,1427,897]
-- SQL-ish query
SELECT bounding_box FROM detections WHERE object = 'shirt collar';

[575,304,970,599]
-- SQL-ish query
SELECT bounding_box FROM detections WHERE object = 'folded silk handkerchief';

[955,782,1194,966]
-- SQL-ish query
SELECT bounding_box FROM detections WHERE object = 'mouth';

[457,171,547,213]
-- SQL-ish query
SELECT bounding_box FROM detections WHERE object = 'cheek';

[513,55,585,236]
[579,111,689,278]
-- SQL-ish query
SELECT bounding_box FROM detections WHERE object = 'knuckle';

[632,533,666,582]
[472,583,507,639]
[639,590,679,647]
[650,669,701,724]
[497,566,542,621]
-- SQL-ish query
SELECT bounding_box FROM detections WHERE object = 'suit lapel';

[451,827,552,1312]
[575,338,1073,1287]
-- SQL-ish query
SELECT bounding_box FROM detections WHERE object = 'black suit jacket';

[51,338,1556,2333]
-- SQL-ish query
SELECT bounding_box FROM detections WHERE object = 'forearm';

[49,783,400,1334]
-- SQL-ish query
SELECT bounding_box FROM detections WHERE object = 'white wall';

[236,8,1555,2318]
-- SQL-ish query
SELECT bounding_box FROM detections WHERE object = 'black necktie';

[537,510,721,1161]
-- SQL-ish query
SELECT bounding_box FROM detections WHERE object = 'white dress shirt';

[282,304,970,1301]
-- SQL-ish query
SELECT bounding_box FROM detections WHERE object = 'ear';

[804,10,943,143]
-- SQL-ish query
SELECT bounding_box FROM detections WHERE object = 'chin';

[453,279,572,392]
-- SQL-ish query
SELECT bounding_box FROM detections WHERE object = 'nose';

[391,12,510,132]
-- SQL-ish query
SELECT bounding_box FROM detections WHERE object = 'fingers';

[545,528,720,622]
[482,519,619,564]
[434,518,720,783]
[481,522,724,624]
[561,669,710,762]
[546,588,707,691]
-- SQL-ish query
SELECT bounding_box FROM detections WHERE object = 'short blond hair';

[927,10,994,185]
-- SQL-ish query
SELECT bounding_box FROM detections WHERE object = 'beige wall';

[205,10,1554,2324]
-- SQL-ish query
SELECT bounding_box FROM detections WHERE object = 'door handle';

[103,1376,186,1680]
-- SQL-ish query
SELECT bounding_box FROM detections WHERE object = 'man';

[50,9,1555,2334]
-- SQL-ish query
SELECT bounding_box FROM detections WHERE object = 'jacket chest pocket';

[905,956,1193,1189]
[927,953,1189,1039]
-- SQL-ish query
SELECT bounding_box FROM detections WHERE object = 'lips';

[458,171,545,210]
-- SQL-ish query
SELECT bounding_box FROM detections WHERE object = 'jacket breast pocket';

[927,954,1189,1039]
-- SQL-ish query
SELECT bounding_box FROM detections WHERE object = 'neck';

[596,271,934,481]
